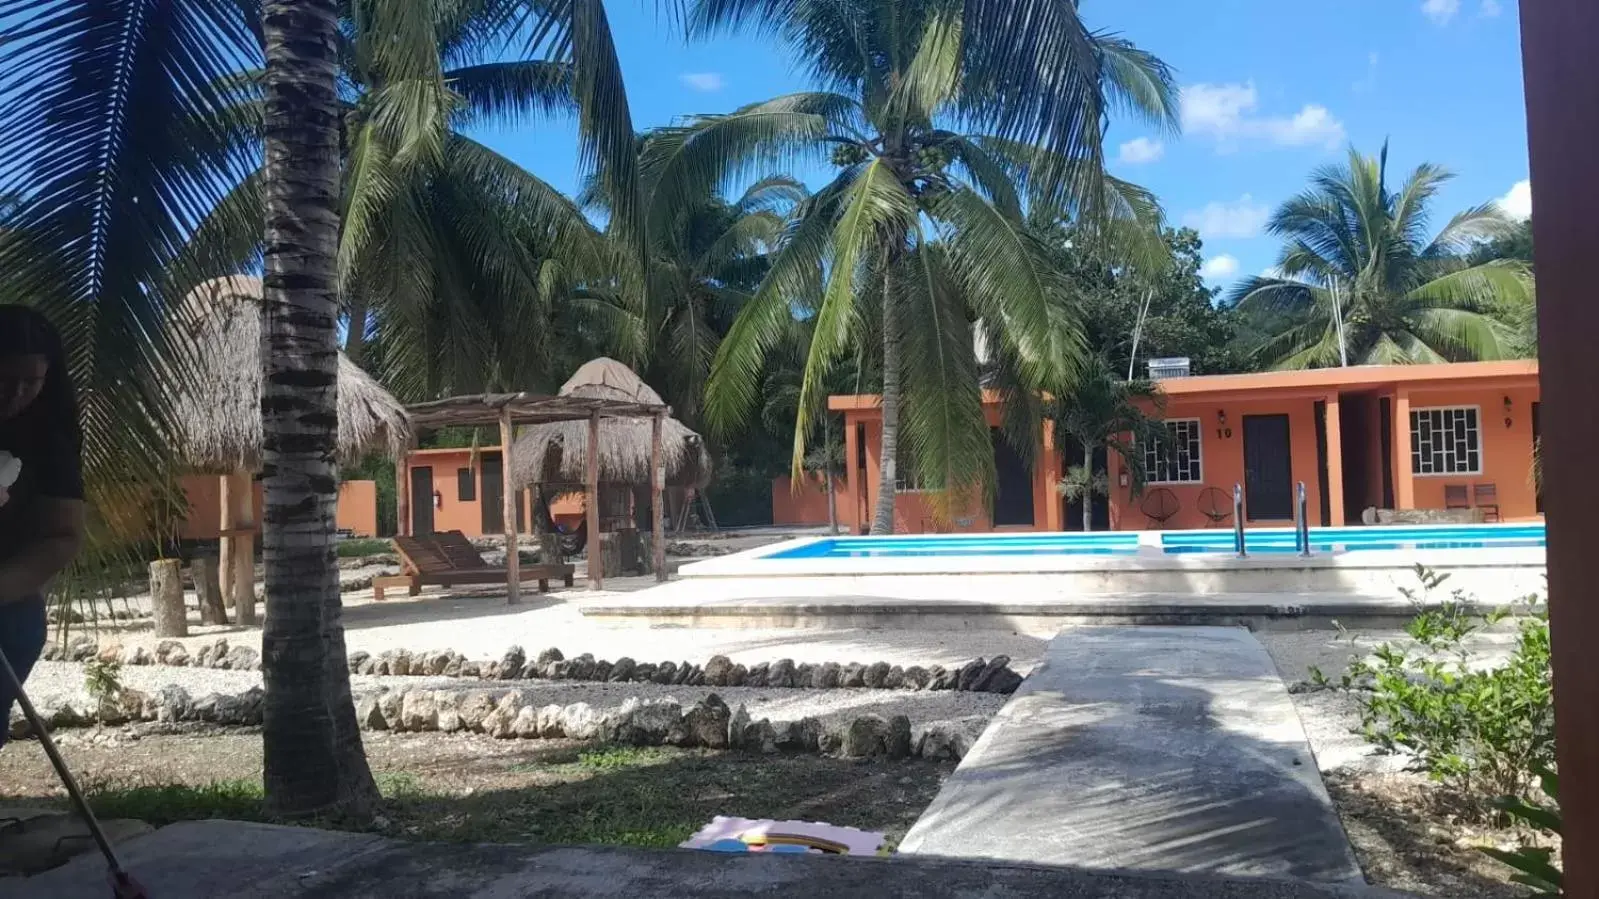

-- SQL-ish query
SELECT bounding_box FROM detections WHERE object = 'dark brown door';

[479,452,502,535]
[1243,414,1294,521]
[409,466,435,535]
[992,429,1035,526]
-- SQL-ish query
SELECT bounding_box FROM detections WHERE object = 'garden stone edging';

[7,684,986,762]
[39,639,1025,695]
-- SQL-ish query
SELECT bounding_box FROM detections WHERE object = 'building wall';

[178,476,377,539]
[1107,396,1323,531]
[404,447,585,537]
[1403,384,1541,520]
[843,413,996,534]
[335,480,378,536]
[772,473,844,526]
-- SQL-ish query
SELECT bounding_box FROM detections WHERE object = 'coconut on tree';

[1228,143,1534,369]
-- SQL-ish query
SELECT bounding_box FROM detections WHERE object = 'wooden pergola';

[401,393,671,599]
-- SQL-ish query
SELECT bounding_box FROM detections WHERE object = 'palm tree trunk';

[871,274,899,536]
[1082,445,1094,532]
[260,0,379,820]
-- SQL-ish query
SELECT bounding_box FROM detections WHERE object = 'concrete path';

[3,820,1407,898]
[898,626,1364,885]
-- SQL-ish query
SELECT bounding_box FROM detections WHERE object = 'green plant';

[1056,465,1108,504]
[1479,763,1562,895]
[83,658,123,704]
[1335,567,1553,810]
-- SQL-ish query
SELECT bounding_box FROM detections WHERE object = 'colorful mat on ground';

[680,817,886,856]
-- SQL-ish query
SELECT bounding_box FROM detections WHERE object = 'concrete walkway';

[899,626,1364,885]
[4,820,1406,898]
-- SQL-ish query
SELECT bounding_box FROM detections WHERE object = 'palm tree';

[668,0,1176,534]
[258,0,380,819]
[1051,356,1165,532]
[1228,144,1533,369]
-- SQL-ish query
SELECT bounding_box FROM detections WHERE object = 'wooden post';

[193,555,227,625]
[217,474,234,611]
[1324,394,1345,527]
[1392,389,1414,511]
[1521,2,1599,891]
[149,558,187,638]
[587,410,602,590]
[651,411,666,582]
[499,405,521,605]
[220,470,255,625]
[395,453,410,537]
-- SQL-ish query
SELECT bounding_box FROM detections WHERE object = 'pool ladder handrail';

[1295,481,1311,557]
[1232,484,1246,558]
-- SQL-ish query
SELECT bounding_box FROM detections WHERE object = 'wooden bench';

[371,530,575,601]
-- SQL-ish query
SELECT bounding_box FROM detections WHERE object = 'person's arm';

[0,495,85,602]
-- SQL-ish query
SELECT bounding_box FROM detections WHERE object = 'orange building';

[177,477,381,539]
[824,361,1542,534]
[397,446,585,538]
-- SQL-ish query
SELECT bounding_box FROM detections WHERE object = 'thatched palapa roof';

[510,358,711,489]
[169,276,412,471]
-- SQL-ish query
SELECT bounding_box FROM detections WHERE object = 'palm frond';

[446,59,574,128]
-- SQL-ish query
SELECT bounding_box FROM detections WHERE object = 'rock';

[40,643,60,663]
[750,719,780,754]
[392,650,414,676]
[863,662,891,689]
[116,689,149,724]
[887,714,913,759]
[914,719,983,760]
[794,663,815,688]
[608,657,636,682]
[358,656,379,676]
[746,662,770,687]
[727,664,748,687]
[498,646,526,680]
[770,720,798,752]
[457,693,495,732]
[955,658,987,691]
[378,690,406,728]
[225,646,260,672]
[535,647,564,666]
[165,644,191,667]
[484,693,523,739]
[434,691,462,732]
[703,655,735,686]
[547,660,570,680]
[653,662,677,684]
[727,704,751,750]
[768,659,796,688]
[612,698,682,745]
[841,715,892,758]
[560,702,604,740]
[356,695,387,730]
[883,665,905,689]
[901,665,929,690]
[426,652,453,676]
[154,685,191,723]
[794,717,824,753]
[120,645,151,666]
[459,661,482,679]
[96,643,123,664]
[536,704,566,738]
[683,694,731,749]
[442,657,463,678]
[568,654,597,681]
[632,662,657,683]
[968,656,1010,692]
[842,663,866,688]
[925,665,951,690]
[813,662,841,689]
[347,651,371,673]
[511,706,540,738]
[817,728,842,755]
[591,661,613,682]
[209,693,251,726]
[985,668,1024,694]
[672,661,695,686]
[517,660,541,680]
[50,703,89,729]
[207,638,232,669]
[67,635,97,662]
[375,650,397,676]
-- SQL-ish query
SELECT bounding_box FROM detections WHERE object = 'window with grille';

[1144,419,1203,484]
[456,468,476,501]
[1410,406,1482,476]
[892,445,926,493]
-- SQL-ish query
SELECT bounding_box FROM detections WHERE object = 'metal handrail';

[1296,481,1311,557]
[1232,483,1246,558]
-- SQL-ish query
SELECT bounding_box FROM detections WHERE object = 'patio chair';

[1444,484,1470,510]
[1474,483,1500,522]
[1197,487,1233,527]
[1140,487,1181,529]
[372,530,574,601]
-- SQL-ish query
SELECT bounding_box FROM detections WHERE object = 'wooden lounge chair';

[371,530,574,601]
[1474,483,1500,522]
[1444,484,1470,510]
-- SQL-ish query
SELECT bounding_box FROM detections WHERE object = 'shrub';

[1317,566,1553,810]
[1480,763,1562,896]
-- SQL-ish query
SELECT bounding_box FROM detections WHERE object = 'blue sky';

[468,0,1532,296]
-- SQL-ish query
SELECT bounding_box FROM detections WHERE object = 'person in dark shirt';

[0,306,85,749]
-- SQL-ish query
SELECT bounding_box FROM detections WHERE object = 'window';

[456,467,476,501]
[892,445,926,493]
[1411,406,1482,476]
[1144,419,1203,484]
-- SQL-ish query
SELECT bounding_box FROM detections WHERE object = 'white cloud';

[1180,82,1346,151]
[1117,137,1164,165]
[1422,0,1461,24]
[1498,179,1532,220]
[679,72,725,92]
[1181,195,1272,240]
[1200,254,1240,280]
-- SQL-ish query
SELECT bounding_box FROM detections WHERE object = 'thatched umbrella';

[509,358,711,492]
[165,276,411,627]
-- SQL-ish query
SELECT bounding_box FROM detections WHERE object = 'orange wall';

[772,473,844,526]
[1404,384,1540,520]
[405,447,584,537]
[1107,396,1323,530]
[178,476,377,539]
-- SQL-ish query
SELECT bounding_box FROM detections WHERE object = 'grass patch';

[336,538,393,559]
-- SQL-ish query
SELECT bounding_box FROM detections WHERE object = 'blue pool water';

[764,524,1545,559]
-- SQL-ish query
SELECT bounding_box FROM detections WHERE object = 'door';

[1313,401,1331,526]
[1242,414,1294,521]
[479,452,503,535]
[1378,397,1395,509]
[409,466,435,535]
[992,429,1035,526]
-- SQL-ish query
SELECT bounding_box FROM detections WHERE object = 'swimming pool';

[763,523,1545,559]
